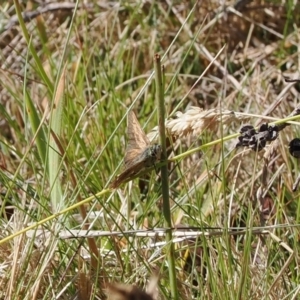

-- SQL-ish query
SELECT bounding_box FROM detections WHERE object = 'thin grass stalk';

[13,0,53,93]
[24,90,47,168]
[0,189,110,246]
[154,54,178,300]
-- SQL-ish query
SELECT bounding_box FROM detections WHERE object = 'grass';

[0,0,300,299]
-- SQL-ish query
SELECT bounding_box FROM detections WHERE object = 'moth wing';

[124,147,145,169]
[127,111,150,147]
[124,111,150,167]
[110,160,146,188]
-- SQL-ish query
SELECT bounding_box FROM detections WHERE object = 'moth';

[110,111,161,189]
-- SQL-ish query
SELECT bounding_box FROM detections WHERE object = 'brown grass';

[1,0,300,299]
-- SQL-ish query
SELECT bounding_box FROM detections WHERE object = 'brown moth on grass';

[110,111,161,189]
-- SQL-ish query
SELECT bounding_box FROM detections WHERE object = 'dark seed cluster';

[290,137,300,191]
[289,138,300,159]
[236,89,300,153]
[236,123,282,152]
[234,78,300,190]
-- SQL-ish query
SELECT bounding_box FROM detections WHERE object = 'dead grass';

[0,0,300,299]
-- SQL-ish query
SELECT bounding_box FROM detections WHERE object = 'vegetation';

[0,0,300,299]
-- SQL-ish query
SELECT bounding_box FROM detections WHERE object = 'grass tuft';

[1,1,300,299]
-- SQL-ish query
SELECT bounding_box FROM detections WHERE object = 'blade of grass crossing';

[48,65,66,212]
